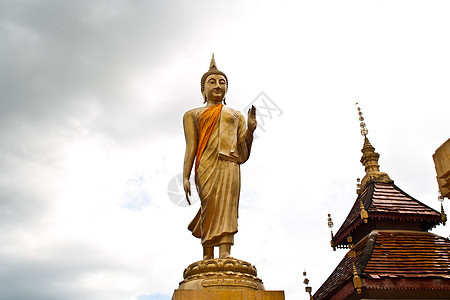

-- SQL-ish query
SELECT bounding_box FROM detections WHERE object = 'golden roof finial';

[355,102,392,193]
[355,102,368,137]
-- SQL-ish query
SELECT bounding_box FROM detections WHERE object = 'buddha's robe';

[188,105,250,246]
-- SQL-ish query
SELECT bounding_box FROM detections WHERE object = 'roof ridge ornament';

[352,262,363,294]
[328,214,336,251]
[302,270,313,299]
[360,200,368,223]
[438,190,447,225]
[347,235,356,258]
[355,102,392,194]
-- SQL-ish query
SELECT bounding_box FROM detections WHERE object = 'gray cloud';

[0,241,121,300]
[0,0,222,223]
[0,2,242,299]
[1,1,449,299]
[0,0,238,138]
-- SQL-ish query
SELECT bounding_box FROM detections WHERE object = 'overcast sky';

[1,1,449,299]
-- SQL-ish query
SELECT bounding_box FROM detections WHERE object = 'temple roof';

[316,107,448,299]
[314,230,450,300]
[332,182,442,248]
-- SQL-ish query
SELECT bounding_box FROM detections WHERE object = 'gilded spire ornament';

[355,103,392,194]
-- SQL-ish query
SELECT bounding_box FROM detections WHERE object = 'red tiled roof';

[313,235,368,300]
[332,185,371,247]
[314,231,450,300]
[332,182,442,247]
[364,231,450,279]
[369,184,439,216]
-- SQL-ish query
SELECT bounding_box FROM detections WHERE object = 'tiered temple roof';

[315,230,450,299]
[332,182,442,249]
[314,133,449,299]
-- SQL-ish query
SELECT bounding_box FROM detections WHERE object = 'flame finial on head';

[209,53,217,70]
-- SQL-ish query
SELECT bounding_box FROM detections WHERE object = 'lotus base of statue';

[172,258,285,300]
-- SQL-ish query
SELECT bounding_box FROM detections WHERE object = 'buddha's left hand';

[247,105,257,133]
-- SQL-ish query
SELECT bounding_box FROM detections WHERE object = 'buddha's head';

[201,54,228,103]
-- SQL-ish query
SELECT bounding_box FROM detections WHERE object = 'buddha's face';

[203,74,227,102]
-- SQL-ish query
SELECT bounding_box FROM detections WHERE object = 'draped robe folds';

[188,106,250,246]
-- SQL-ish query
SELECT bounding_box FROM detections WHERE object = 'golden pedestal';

[172,289,285,300]
[172,258,285,300]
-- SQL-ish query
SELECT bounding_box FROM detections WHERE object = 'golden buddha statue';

[183,54,257,260]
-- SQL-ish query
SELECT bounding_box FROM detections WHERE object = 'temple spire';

[355,103,392,194]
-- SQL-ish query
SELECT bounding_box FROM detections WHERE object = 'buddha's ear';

[203,93,207,103]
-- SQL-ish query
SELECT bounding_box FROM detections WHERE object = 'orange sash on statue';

[195,104,224,179]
